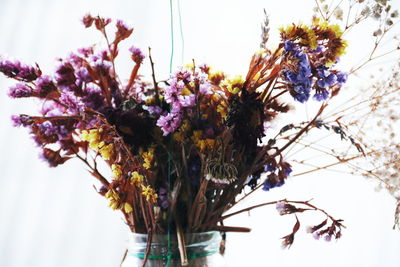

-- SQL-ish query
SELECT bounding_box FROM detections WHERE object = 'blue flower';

[262,173,284,191]
[313,89,330,101]
[316,67,337,88]
[284,40,296,52]
[336,71,348,85]
[283,41,312,103]
[264,163,276,172]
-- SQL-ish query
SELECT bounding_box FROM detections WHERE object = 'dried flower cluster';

[1,2,400,264]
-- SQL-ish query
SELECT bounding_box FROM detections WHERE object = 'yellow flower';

[191,130,203,144]
[105,189,119,200]
[123,202,133,213]
[141,185,158,202]
[208,70,225,85]
[109,200,119,210]
[197,139,216,152]
[217,104,227,118]
[173,132,183,142]
[184,62,195,71]
[105,189,120,210]
[222,75,244,95]
[191,130,215,152]
[80,129,115,160]
[130,171,144,186]
[99,143,113,160]
[181,87,192,96]
[142,147,155,169]
[111,164,122,178]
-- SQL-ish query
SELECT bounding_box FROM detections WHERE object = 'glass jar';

[120,231,225,267]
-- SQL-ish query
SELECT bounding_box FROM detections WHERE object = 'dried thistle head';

[205,158,238,185]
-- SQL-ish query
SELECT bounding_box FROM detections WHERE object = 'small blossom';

[123,202,133,213]
[316,67,337,88]
[156,112,182,136]
[35,75,58,98]
[129,46,145,64]
[111,164,122,178]
[313,89,330,101]
[11,114,31,127]
[312,231,321,240]
[0,58,39,81]
[158,187,169,209]
[262,173,284,191]
[99,143,113,160]
[8,83,32,98]
[55,62,76,87]
[130,171,144,186]
[142,147,155,169]
[105,189,120,210]
[324,234,332,242]
[39,148,70,167]
[141,185,158,202]
[116,20,133,40]
[82,14,94,28]
[276,201,286,215]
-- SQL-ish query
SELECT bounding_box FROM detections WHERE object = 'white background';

[0,0,399,266]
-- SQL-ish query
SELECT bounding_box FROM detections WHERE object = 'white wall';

[0,0,399,266]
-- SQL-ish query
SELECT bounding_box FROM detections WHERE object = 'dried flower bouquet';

[1,0,400,265]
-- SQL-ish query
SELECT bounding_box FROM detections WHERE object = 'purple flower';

[116,20,133,40]
[0,58,39,81]
[77,47,93,58]
[158,187,169,209]
[312,232,321,240]
[276,201,286,215]
[324,234,332,242]
[39,148,69,167]
[292,91,310,103]
[129,46,145,64]
[313,89,330,101]
[336,71,348,85]
[156,112,182,136]
[81,85,105,110]
[35,75,58,98]
[11,114,31,127]
[282,164,292,176]
[284,40,295,51]
[59,91,83,114]
[75,67,92,83]
[199,83,212,95]
[39,101,64,116]
[178,94,196,107]
[283,41,312,103]
[55,62,76,87]
[264,163,276,172]
[8,83,32,98]
[143,105,162,115]
[262,173,284,191]
[316,67,337,88]
[82,14,94,28]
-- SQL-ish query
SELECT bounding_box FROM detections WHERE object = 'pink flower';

[276,201,286,215]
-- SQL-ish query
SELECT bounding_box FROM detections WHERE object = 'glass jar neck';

[127,231,222,261]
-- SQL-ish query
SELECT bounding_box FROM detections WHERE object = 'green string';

[166,154,172,267]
